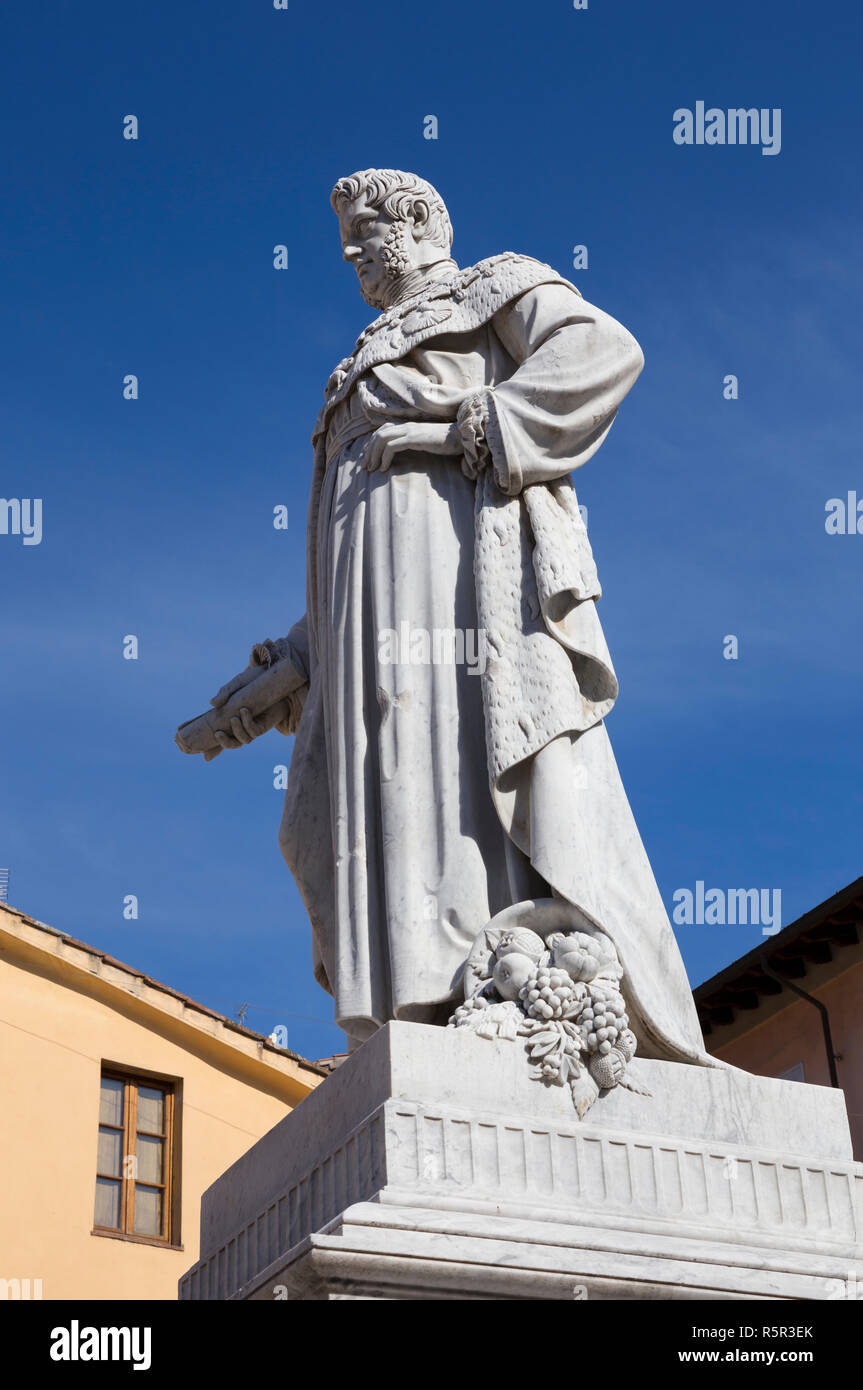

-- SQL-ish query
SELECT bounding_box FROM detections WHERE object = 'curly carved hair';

[330,168,453,251]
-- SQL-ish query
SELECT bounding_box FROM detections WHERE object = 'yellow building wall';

[712,958,863,1162]
[0,940,317,1300]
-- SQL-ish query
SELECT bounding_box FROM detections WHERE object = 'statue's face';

[338,194,409,308]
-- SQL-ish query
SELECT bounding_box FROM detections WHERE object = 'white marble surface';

[177,169,713,1069]
[182,1023,863,1300]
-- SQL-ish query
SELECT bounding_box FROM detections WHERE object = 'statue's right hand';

[209,664,264,710]
[210,641,276,709]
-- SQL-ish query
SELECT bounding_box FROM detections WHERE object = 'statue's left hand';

[210,705,267,755]
[175,652,305,761]
[364,422,462,473]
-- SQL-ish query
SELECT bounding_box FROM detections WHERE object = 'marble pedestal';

[180,1022,863,1300]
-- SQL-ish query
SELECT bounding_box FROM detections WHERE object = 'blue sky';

[2,0,861,1062]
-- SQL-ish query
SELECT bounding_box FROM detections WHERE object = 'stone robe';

[278,255,712,1064]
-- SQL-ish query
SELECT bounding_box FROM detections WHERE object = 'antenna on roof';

[0,869,9,902]
[235,1002,249,1027]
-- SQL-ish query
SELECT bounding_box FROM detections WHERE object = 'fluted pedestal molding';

[180,1022,863,1301]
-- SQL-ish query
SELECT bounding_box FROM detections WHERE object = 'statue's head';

[330,168,454,310]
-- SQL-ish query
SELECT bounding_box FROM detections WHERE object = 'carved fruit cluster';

[520,967,578,1020]
[449,921,648,1118]
[574,990,628,1055]
[449,994,491,1028]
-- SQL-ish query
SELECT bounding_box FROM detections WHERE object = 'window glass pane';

[136,1134,163,1185]
[134,1185,163,1237]
[97,1126,122,1177]
[94,1178,121,1229]
[99,1077,124,1126]
[137,1086,165,1133]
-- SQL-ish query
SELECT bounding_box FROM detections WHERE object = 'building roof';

[0,901,326,1081]
[693,876,863,1039]
[315,1053,349,1072]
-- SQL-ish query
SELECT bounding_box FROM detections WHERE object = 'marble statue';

[177,169,718,1103]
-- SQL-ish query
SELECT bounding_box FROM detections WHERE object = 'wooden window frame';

[92,1065,183,1250]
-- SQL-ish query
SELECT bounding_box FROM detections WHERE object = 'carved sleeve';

[455,392,491,479]
[480,283,645,495]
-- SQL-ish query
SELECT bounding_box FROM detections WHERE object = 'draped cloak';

[277,252,716,1065]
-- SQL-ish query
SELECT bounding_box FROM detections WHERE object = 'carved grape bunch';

[520,966,578,1021]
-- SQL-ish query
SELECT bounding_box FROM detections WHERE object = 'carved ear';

[409,198,431,239]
